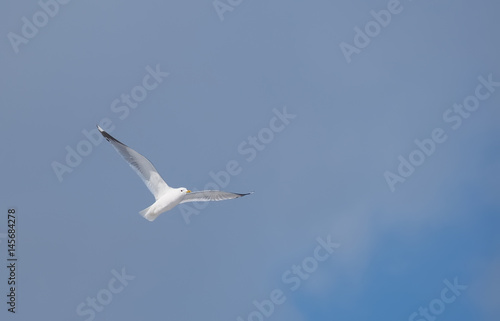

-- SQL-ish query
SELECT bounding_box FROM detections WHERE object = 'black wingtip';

[96,125,111,142]
[97,125,128,145]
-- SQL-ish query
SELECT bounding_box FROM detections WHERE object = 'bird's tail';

[139,204,156,222]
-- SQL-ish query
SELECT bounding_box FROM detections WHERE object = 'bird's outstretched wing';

[180,191,253,203]
[97,126,170,200]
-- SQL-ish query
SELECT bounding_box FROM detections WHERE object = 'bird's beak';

[186,190,191,193]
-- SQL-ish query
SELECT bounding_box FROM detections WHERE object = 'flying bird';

[97,125,252,221]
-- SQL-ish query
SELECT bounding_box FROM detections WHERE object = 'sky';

[0,0,499,320]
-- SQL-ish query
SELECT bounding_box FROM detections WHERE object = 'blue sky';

[1,0,499,320]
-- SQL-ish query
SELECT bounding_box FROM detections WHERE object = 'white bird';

[97,126,252,221]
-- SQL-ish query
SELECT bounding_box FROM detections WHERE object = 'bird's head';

[178,187,191,194]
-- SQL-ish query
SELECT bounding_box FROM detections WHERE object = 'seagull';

[97,126,252,221]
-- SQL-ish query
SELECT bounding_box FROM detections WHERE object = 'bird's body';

[97,126,252,221]
[139,188,186,221]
